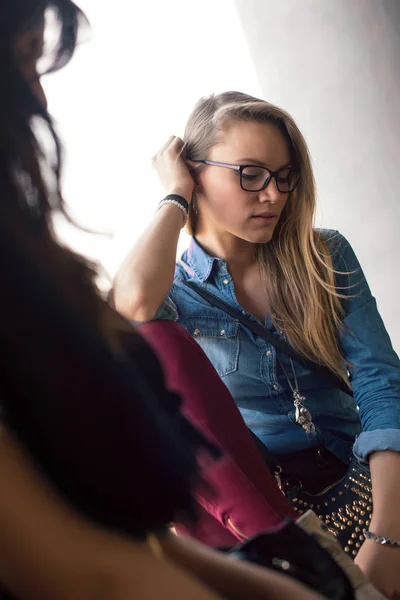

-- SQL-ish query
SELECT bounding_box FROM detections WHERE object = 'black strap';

[183,281,352,397]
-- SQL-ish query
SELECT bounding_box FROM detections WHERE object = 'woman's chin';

[242,231,274,245]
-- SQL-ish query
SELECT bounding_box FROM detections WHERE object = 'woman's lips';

[251,213,278,224]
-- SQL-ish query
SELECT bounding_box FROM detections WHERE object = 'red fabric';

[140,320,296,546]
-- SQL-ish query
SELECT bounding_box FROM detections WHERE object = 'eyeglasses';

[190,159,300,193]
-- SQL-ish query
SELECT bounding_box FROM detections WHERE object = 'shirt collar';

[183,237,225,284]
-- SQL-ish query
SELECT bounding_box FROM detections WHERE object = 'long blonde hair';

[183,91,349,384]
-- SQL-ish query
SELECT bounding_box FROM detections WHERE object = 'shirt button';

[217,260,224,267]
[220,329,226,336]
[273,385,279,391]
[223,279,229,285]
[193,329,201,336]
[266,350,272,356]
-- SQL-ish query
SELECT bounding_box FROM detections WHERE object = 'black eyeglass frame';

[190,159,300,194]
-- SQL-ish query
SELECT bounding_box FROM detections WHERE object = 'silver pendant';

[293,391,316,434]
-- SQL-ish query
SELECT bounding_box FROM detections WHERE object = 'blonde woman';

[114,91,400,597]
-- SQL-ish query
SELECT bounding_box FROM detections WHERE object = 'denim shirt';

[155,230,400,465]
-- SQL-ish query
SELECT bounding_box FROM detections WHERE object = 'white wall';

[234,0,400,351]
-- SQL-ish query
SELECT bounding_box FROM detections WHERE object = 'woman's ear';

[187,161,203,193]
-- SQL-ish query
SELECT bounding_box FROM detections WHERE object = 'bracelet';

[158,195,189,226]
[364,530,400,547]
[162,194,189,212]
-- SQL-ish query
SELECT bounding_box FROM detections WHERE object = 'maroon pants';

[140,320,296,547]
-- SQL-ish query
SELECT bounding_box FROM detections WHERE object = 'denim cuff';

[353,429,400,463]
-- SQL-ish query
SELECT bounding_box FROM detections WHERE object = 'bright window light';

[44,0,261,287]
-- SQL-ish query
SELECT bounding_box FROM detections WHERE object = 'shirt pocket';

[186,317,240,377]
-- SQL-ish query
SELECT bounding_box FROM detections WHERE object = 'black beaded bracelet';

[161,194,189,212]
[364,531,400,547]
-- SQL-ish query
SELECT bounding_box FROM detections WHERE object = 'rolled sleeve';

[353,429,400,463]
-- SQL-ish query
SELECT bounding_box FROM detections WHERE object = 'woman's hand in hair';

[152,136,197,203]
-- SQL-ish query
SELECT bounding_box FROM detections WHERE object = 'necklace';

[277,357,316,435]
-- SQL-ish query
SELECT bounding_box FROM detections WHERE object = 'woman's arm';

[332,231,400,461]
[369,450,400,538]
[355,450,400,598]
[114,137,194,321]
[331,232,400,596]
[114,202,184,321]
[113,136,195,321]
[0,426,224,600]
[160,533,325,600]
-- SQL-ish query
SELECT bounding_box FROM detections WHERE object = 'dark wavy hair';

[0,0,87,219]
[0,1,113,337]
[0,0,211,535]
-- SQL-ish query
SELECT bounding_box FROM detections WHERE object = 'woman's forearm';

[2,428,292,600]
[369,450,400,537]
[0,427,151,600]
[113,203,184,321]
[160,533,324,600]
